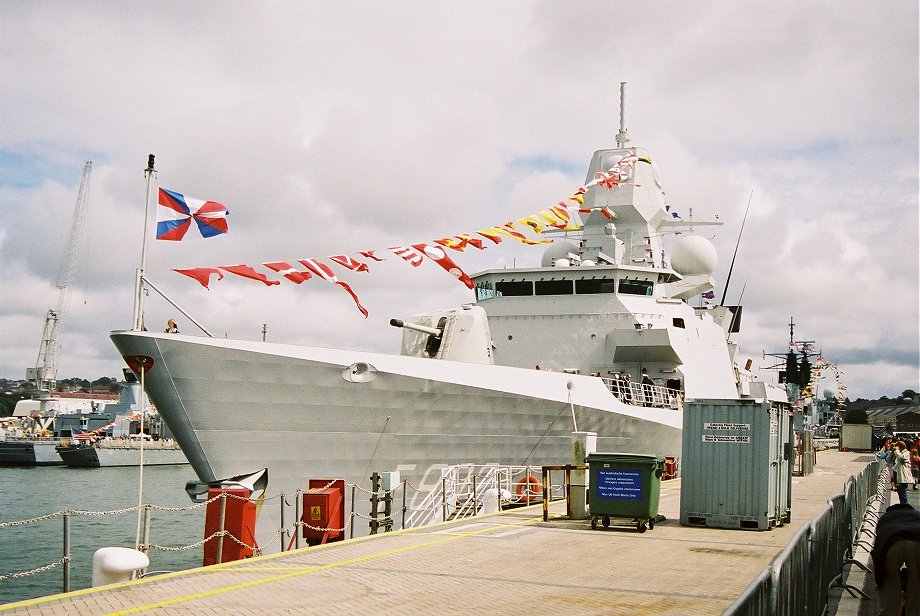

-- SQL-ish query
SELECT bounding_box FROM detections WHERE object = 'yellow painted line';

[0,516,412,612]
[104,518,539,615]
[0,517,538,614]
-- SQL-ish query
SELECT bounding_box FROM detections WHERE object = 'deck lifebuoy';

[515,475,541,504]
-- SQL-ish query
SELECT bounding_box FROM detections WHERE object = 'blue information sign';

[596,468,643,501]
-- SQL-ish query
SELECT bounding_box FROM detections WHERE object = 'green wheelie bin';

[586,452,665,533]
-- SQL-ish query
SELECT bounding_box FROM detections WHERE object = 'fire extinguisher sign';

[311,505,322,520]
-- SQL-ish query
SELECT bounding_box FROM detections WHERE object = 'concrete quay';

[0,450,887,615]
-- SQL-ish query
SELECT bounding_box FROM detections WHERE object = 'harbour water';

[0,464,202,605]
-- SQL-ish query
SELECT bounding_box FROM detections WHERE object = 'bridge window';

[535,280,573,295]
[495,281,533,297]
[475,281,494,301]
[618,279,654,296]
[575,278,616,294]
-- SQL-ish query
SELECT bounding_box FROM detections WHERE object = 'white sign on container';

[703,423,751,431]
[702,435,752,443]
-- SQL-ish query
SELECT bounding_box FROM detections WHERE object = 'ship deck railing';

[0,435,62,443]
[56,438,180,450]
[600,377,683,410]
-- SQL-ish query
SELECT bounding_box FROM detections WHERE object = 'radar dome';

[670,235,717,276]
[541,240,580,267]
[823,388,836,400]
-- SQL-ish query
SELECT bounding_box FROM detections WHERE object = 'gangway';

[403,464,565,528]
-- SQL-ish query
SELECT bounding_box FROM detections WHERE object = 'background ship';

[54,373,187,467]
[111,91,787,548]
[0,393,117,466]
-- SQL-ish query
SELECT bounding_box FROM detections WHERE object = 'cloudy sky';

[1,2,916,401]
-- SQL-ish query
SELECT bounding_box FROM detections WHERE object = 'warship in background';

[765,317,844,437]
[0,393,117,465]
[54,371,187,467]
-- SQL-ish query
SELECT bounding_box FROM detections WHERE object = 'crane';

[26,161,93,392]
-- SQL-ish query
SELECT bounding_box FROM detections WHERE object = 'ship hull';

[56,443,188,467]
[0,440,63,466]
[111,330,682,545]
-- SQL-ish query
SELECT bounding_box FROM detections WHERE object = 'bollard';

[482,488,501,514]
[92,547,150,587]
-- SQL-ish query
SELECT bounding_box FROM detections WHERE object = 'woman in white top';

[892,440,913,504]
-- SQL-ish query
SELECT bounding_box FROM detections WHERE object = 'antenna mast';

[616,82,630,148]
[28,161,93,392]
[720,190,753,305]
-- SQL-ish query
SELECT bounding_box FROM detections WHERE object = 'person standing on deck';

[640,368,655,405]
[871,503,920,616]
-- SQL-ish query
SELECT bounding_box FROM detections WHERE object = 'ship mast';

[132,154,156,331]
[615,81,630,148]
[762,317,819,390]
[28,161,93,392]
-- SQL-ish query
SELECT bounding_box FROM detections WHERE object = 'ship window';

[475,281,494,301]
[673,318,685,329]
[495,281,533,296]
[535,280,573,295]
[575,278,616,294]
[618,279,654,296]
[424,317,448,358]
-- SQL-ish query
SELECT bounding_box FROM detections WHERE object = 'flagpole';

[133,154,156,331]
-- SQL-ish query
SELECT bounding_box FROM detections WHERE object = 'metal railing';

[402,464,563,529]
[724,460,882,615]
[599,377,682,410]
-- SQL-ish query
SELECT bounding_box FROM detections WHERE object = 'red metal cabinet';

[203,487,257,565]
[301,479,345,546]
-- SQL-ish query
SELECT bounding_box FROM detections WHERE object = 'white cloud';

[0,1,916,400]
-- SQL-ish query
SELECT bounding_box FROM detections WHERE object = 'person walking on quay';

[891,441,914,504]
[871,503,920,616]
[876,439,898,492]
[911,446,919,490]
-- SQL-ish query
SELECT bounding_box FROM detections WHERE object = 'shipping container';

[680,398,793,530]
